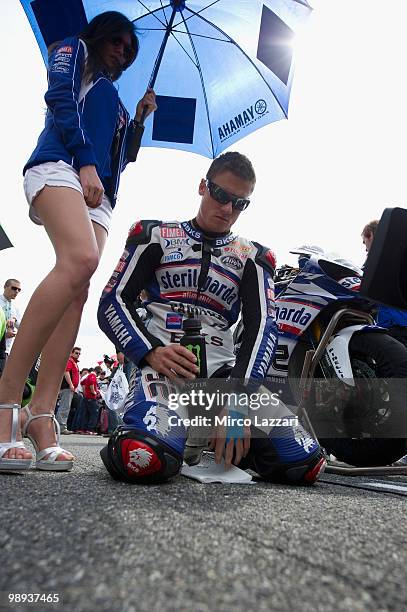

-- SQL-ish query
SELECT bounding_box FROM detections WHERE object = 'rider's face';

[196,170,254,234]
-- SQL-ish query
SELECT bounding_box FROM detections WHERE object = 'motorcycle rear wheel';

[320,332,407,467]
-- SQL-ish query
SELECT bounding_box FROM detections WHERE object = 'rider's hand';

[144,345,199,379]
[208,409,251,469]
[79,165,104,208]
[135,88,157,122]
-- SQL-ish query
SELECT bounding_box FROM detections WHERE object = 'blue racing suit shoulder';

[126,220,162,246]
[252,242,277,278]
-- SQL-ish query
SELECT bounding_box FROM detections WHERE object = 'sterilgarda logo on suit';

[160,266,238,306]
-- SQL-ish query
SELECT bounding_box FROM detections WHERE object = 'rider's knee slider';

[101,428,182,484]
[284,452,326,485]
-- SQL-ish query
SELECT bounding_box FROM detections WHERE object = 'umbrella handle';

[127,121,145,163]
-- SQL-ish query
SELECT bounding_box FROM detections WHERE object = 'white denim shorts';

[23,160,113,233]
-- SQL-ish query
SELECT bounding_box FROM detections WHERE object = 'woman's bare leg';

[0,187,100,459]
[25,220,108,460]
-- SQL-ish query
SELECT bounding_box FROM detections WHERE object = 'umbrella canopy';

[20,0,312,158]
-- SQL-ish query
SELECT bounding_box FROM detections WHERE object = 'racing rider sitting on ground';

[97,152,326,485]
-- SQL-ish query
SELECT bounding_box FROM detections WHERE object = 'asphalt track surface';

[1,435,406,612]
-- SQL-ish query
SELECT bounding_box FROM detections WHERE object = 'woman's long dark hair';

[79,11,139,82]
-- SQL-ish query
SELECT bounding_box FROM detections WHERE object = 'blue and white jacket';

[23,36,142,205]
[98,219,278,379]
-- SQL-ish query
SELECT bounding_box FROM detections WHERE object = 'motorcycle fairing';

[325,325,387,387]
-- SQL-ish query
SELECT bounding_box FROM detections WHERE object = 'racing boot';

[238,422,326,485]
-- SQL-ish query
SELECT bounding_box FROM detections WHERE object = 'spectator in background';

[362,220,407,347]
[69,368,89,432]
[103,354,116,376]
[0,279,22,356]
[0,309,6,376]
[77,368,89,396]
[97,370,109,399]
[56,346,81,434]
[79,367,101,435]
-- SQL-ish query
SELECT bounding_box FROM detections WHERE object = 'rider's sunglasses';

[10,286,21,292]
[205,179,250,211]
[110,36,134,62]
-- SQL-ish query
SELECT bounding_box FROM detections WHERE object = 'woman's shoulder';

[49,35,81,53]
[47,36,85,65]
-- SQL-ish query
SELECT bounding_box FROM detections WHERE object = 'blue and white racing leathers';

[98,219,325,483]
[98,219,278,378]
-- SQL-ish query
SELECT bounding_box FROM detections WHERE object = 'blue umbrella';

[20,0,312,158]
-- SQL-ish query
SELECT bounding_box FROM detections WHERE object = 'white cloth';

[105,367,129,414]
[98,379,110,400]
[181,457,253,484]
[23,160,113,233]
[0,294,21,353]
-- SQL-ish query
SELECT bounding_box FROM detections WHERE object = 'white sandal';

[22,405,74,472]
[0,403,32,472]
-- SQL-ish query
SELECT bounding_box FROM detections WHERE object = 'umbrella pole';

[141,0,182,121]
[127,0,182,161]
[148,0,182,91]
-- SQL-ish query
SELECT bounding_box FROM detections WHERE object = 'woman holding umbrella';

[0,11,156,472]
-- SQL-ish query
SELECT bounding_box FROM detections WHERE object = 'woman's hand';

[135,88,157,122]
[79,165,104,208]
